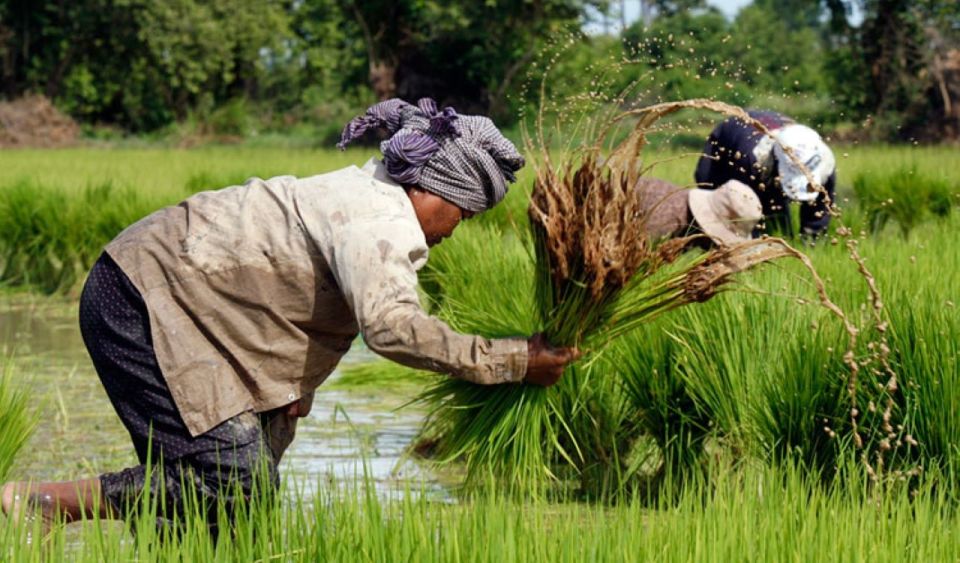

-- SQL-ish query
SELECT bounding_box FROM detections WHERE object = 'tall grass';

[0,180,169,292]
[853,165,958,236]
[406,206,960,495]
[1,145,958,293]
[0,359,34,482]
[4,458,960,561]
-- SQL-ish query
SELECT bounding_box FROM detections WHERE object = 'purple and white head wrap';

[337,98,524,213]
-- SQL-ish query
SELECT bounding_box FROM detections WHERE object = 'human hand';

[283,392,315,418]
[525,333,580,387]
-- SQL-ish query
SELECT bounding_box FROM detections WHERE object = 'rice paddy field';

[1,140,959,561]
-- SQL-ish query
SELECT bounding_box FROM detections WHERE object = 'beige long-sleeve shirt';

[105,159,527,436]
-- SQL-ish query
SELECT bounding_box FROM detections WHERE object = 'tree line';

[0,0,956,140]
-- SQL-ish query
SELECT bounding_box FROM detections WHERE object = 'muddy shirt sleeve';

[328,218,528,385]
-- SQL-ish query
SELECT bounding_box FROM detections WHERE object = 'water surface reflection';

[1,295,444,498]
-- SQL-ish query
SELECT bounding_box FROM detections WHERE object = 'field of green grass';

[1,143,959,559]
[2,143,957,292]
[3,459,960,562]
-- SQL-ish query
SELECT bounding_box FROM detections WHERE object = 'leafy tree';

[731,3,827,95]
[341,0,606,119]
[749,0,827,31]
[648,0,707,18]
[622,8,753,105]
[821,0,960,139]
[0,0,290,131]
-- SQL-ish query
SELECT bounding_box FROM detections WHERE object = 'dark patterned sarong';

[79,252,293,530]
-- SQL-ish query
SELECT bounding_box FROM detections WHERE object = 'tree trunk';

[641,0,653,26]
[0,25,15,98]
[369,59,397,101]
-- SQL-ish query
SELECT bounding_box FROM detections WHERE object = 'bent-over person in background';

[0,98,578,537]
[637,177,763,246]
[694,109,837,237]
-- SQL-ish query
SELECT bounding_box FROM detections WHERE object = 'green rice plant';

[853,165,958,237]
[614,325,713,485]
[656,289,849,473]
[414,101,805,491]
[865,220,960,479]
[3,145,958,293]
[0,360,34,482]
[613,212,960,485]
[414,223,560,488]
[0,180,166,293]
[330,360,432,392]
[5,456,960,561]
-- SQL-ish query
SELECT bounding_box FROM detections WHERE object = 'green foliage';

[618,3,831,116]
[2,0,959,141]
[820,0,960,140]
[6,459,960,560]
[731,5,827,95]
[647,0,708,18]
[622,9,753,106]
[853,166,958,237]
[330,361,432,391]
[0,360,33,482]
[342,0,604,121]
[0,180,167,293]
[0,0,351,132]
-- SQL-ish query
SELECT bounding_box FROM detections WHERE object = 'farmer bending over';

[0,98,577,534]
[637,177,762,246]
[695,110,837,237]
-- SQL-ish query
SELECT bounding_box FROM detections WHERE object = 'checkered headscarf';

[337,98,524,213]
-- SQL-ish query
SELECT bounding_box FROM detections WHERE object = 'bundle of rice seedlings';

[613,324,712,486]
[415,100,805,491]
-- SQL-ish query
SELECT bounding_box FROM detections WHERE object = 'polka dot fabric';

[79,253,280,529]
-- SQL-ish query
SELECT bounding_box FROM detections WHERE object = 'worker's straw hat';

[772,124,835,203]
[688,180,763,245]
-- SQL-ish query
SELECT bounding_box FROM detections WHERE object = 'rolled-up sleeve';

[327,218,527,385]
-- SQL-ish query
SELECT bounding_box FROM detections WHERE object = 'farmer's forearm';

[362,306,527,384]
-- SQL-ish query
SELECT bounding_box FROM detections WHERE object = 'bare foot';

[1,482,55,543]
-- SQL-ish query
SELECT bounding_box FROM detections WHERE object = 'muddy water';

[0,295,446,498]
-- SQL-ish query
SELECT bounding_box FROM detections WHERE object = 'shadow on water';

[0,295,447,500]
